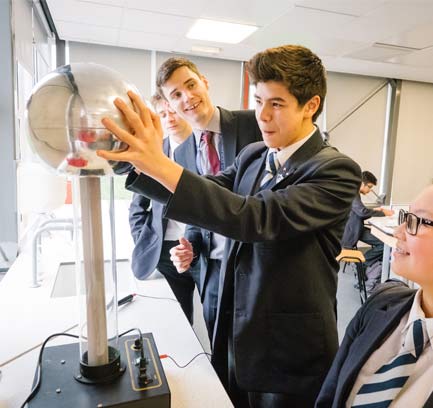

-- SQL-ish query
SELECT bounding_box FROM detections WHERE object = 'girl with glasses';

[316,185,433,407]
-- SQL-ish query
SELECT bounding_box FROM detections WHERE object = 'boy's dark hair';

[156,57,202,94]
[362,171,377,185]
[150,92,164,110]
[246,44,327,121]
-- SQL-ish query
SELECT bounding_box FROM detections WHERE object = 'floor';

[336,262,363,342]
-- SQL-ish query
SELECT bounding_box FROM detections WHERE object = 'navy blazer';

[173,107,261,296]
[126,129,361,397]
[315,281,433,408]
[128,138,173,279]
[341,193,384,248]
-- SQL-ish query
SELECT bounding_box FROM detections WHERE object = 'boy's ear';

[201,75,210,90]
[304,95,320,118]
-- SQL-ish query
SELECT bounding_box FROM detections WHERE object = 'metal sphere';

[26,63,138,176]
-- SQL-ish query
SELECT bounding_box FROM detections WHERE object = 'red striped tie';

[201,131,220,175]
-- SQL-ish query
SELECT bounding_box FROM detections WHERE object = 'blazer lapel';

[241,149,267,195]
[163,137,170,156]
[174,133,197,172]
[219,107,237,168]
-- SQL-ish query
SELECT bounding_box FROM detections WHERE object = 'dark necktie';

[200,131,220,175]
[352,318,426,407]
[260,149,280,189]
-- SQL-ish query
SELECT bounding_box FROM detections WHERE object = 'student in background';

[98,44,361,407]
[342,170,394,266]
[128,93,199,323]
[316,185,433,407]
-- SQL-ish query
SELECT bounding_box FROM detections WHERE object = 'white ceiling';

[46,0,433,83]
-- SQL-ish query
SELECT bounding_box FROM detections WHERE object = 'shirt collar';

[275,126,316,167]
[401,289,433,352]
[193,106,221,146]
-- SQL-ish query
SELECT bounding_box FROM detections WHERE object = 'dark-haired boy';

[98,44,361,407]
[342,170,394,266]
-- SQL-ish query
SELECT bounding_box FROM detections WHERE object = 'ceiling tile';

[345,43,414,62]
[125,0,206,17]
[244,6,356,50]
[47,0,122,28]
[335,2,433,43]
[294,0,386,17]
[78,0,126,6]
[122,8,194,35]
[57,20,119,44]
[387,46,433,67]
[117,30,179,52]
[382,22,433,50]
[201,0,296,26]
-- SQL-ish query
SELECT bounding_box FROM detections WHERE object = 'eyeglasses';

[398,209,433,235]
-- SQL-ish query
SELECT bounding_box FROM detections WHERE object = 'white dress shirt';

[164,138,187,241]
[192,107,225,260]
[275,126,316,182]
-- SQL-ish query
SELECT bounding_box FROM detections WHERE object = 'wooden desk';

[0,239,232,408]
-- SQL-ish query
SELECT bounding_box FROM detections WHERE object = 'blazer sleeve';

[351,196,385,219]
[164,151,361,243]
[128,193,151,244]
[125,170,172,203]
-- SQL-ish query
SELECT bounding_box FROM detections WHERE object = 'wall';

[68,43,244,110]
[391,80,433,203]
[326,72,388,193]
[156,52,243,110]
[69,41,152,100]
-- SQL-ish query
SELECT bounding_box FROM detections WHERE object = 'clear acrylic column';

[73,175,122,382]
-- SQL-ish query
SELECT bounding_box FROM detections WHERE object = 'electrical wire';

[16,292,194,406]
[135,293,178,302]
[160,352,212,368]
[19,332,79,408]
[1,294,135,369]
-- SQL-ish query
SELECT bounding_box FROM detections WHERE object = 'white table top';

[0,236,232,408]
[368,216,398,248]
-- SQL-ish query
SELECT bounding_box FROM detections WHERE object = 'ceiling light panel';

[186,19,258,44]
